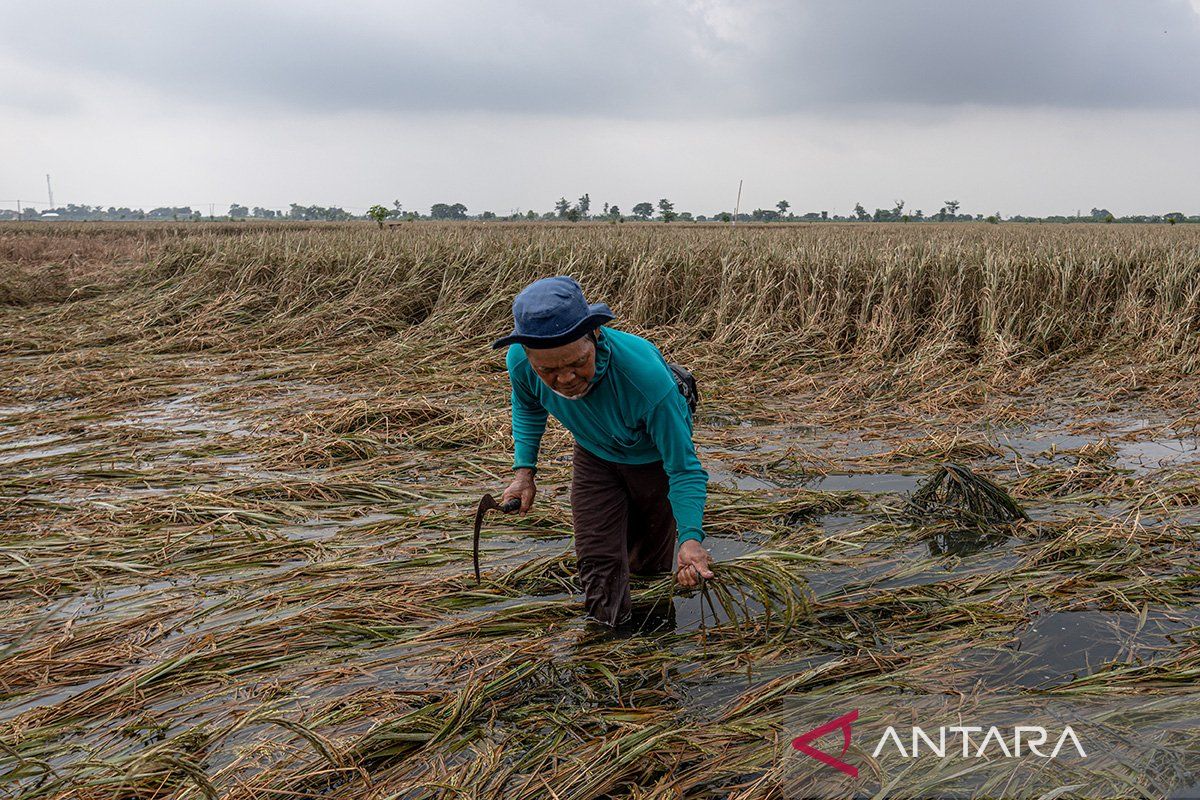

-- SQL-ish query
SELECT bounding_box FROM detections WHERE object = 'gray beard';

[550,383,594,400]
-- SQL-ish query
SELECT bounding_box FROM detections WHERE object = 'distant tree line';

[523,195,1197,225]
[2,199,1196,225]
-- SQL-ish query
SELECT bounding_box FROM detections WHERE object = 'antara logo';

[793,711,1088,777]
[791,710,859,778]
[871,725,1087,759]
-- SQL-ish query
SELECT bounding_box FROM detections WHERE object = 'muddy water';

[987,608,1200,689]
[3,356,1200,792]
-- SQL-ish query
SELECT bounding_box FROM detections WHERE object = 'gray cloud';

[753,0,1200,109]
[4,2,721,116]
[0,82,81,115]
[3,0,1199,117]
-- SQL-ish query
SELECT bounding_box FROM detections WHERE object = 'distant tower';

[46,175,54,209]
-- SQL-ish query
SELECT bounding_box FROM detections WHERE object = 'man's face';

[524,333,597,399]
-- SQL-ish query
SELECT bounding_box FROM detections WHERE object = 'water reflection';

[926,526,1011,557]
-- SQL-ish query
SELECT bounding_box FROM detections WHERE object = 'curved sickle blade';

[473,493,501,584]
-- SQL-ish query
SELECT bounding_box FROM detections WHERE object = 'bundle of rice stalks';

[908,463,1029,525]
[636,551,814,640]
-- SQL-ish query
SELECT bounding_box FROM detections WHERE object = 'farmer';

[494,275,713,627]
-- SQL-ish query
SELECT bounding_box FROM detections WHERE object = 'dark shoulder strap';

[666,362,699,414]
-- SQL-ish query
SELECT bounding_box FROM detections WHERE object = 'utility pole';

[732,179,743,225]
[46,175,54,209]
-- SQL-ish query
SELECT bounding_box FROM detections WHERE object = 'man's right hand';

[502,468,537,514]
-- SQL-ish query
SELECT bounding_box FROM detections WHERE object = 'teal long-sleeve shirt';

[506,327,708,543]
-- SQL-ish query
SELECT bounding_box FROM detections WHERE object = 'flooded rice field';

[3,214,1200,797]
[3,343,1199,798]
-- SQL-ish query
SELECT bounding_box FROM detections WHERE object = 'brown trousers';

[570,441,677,626]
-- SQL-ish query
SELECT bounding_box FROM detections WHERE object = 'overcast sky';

[3,1,1199,217]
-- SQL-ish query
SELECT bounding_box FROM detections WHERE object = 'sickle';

[473,493,520,584]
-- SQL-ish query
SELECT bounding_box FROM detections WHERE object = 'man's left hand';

[675,539,715,588]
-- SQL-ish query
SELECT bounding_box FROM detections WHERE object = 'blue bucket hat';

[491,276,615,350]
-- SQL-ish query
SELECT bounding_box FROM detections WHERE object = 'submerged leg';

[570,442,633,627]
[623,458,677,577]
[622,458,679,631]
